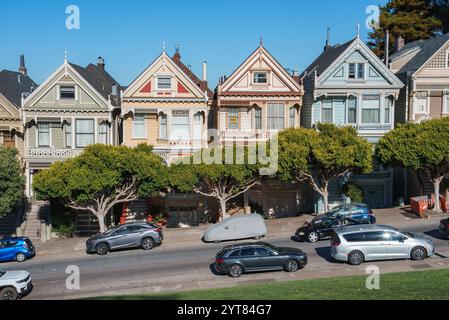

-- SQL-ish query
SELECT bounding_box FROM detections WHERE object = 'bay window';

[193,113,202,140]
[132,114,146,139]
[76,119,94,148]
[267,103,285,130]
[384,97,392,123]
[38,123,50,147]
[171,111,190,140]
[159,113,167,140]
[362,95,381,123]
[65,123,72,148]
[254,107,262,130]
[415,91,428,113]
[445,92,449,114]
[289,107,296,127]
[227,108,239,130]
[321,99,333,123]
[348,97,357,123]
[98,122,108,145]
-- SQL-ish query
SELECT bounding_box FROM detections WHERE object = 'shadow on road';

[315,246,340,264]
[424,229,447,240]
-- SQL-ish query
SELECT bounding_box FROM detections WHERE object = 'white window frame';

[37,122,51,148]
[132,114,147,139]
[75,119,95,148]
[98,122,109,145]
[267,103,285,130]
[253,107,262,130]
[361,94,381,124]
[321,99,334,123]
[446,49,449,69]
[443,91,449,115]
[156,75,172,91]
[253,71,268,84]
[414,91,429,115]
[348,63,356,80]
[289,107,296,127]
[347,96,357,124]
[171,111,190,141]
[158,113,168,140]
[227,108,239,130]
[59,85,76,100]
[64,123,72,148]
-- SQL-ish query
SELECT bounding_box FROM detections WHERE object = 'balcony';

[25,148,83,160]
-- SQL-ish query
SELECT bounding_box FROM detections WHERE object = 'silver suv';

[86,222,163,255]
[330,224,434,265]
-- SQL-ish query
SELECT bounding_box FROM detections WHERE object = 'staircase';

[417,171,435,196]
[0,213,19,238]
[23,201,50,244]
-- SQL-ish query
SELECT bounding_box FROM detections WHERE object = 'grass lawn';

[95,268,449,300]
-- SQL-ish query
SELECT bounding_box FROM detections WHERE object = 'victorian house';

[215,43,305,218]
[22,56,121,199]
[389,33,449,200]
[300,35,403,210]
[0,55,37,158]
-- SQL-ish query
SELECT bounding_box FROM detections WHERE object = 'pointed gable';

[123,52,209,101]
[220,45,302,95]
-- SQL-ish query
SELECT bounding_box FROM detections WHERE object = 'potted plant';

[154,214,167,227]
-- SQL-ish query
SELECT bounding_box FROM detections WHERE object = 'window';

[38,123,50,147]
[193,113,202,140]
[1,131,15,148]
[171,111,190,141]
[240,248,256,256]
[60,86,75,99]
[447,50,449,68]
[253,72,268,84]
[65,124,72,148]
[98,122,108,145]
[321,99,333,123]
[256,247,274,256]
[254,107,262,130]
[227,108,239,130]
[159,113,167,140]
[362,95,380,123]
[385,96,392,123]
[357,63,365,79]
[363,232,384,242]
[348,97,357,123]
[445,92,449,113]
[348,63,356,79]
[289,107,296,127]
[382,232,403,242]
[267,103,285,130]
[132,114,146,139]
[76,119,94,148]
[415,92,428,113]
[157,76,171,90]
[228,250,241,258]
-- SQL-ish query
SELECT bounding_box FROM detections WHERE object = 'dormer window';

[349,64,356,79]
[157,76,171,90]
[60,86,75,99]
[253,72,268,84]
[357,63,365,79]
[348,63,365,80]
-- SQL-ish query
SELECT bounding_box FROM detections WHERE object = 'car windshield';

[327,206,342,216]
[400,231,414,239]
[103,226,118,235]
[262,243,279,252]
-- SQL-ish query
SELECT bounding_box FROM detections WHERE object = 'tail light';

[332,236,341,247]
[23,242,29,249]
[155,227,162,233]
[215,258,224,265]
[369,209,374,215]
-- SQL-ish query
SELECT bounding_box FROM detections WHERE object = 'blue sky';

[0,0,386,88]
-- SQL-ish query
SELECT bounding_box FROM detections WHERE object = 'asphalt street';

[2,221,449,300]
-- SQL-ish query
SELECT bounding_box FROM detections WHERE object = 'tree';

[376,118,449,212]
[430,0,449,33]
[0,148,25,217]
[33,144,168,232]
[277,124,373,213]
[169,146,260,221]
[367,0,442,57]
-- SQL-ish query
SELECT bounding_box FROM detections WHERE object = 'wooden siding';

[430,92,443,119]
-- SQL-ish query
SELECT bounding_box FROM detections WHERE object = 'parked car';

[330,224,434,265]
[325,203,376,224]
[203,214,267,243]
[0,237,36,263]
[86,222,163,255]
[214,242,307,277]
[295,216,368,243]
[0,270,33,300]
[439,218,449,238]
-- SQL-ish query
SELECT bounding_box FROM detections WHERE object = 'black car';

[214,242,307,278]
[439,219,449,238]
[295,216,367,243]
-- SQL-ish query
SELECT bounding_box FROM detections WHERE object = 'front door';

[362,232,387,260]
[239,248,260,270]
[255,247,283,269]
[382,232,409,259]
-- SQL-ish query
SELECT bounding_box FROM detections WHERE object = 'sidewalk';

[33,207,448,261]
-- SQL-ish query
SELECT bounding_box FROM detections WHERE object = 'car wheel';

[411,246,427,261]
[253,235,262,240]
[16,253,26,263]
[348,250,364,265]
[141,238,155,250]
[307,231,319,243]
[0,287,18,301]
[95,243,110,256]
[284,259,299,272]
[228,264,243,278]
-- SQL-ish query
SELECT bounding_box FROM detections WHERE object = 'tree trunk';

[96,212,107,233]
[433,178,442,213]
[321,182,330,213]
[219,199,227,222]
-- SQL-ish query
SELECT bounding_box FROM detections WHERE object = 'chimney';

[292,69,300,84]
[19,54,27,76]
[324,28,331,51]
[173,45,181,63]
[384,29,390,67]
[394,36,405,53]
[97,56,105,70]
[202,61,207,82]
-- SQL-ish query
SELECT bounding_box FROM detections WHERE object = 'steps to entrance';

[23,201,50,243]
[417,171,435,196]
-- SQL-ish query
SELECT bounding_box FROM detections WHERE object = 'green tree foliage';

[278,124,372,213]
[343,184,364,203]
[0,148,25,217]
[169,146,261,221]
[376,117,449,212]
[367,0,442,57]
[33,144,168,232]
[430,0,449,33]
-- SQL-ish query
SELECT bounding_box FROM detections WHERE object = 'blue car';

[0,237,36,263]
[326,203,376,224]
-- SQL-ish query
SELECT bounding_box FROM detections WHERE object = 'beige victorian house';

[22,56,121,199]
[0,55,37,158]
[121,48,212,164]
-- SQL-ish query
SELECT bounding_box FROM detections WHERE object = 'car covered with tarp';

[203,214,267,243]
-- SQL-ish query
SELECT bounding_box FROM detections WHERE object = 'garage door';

[362,185,384,209]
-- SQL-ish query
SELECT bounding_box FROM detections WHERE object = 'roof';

[69,62,122,106]
[389,39,427,61]
[333,224,397,234]
[301,38,356,78]
[396,33,449,74]
[172,53,214,100]
[0,70,37,107]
